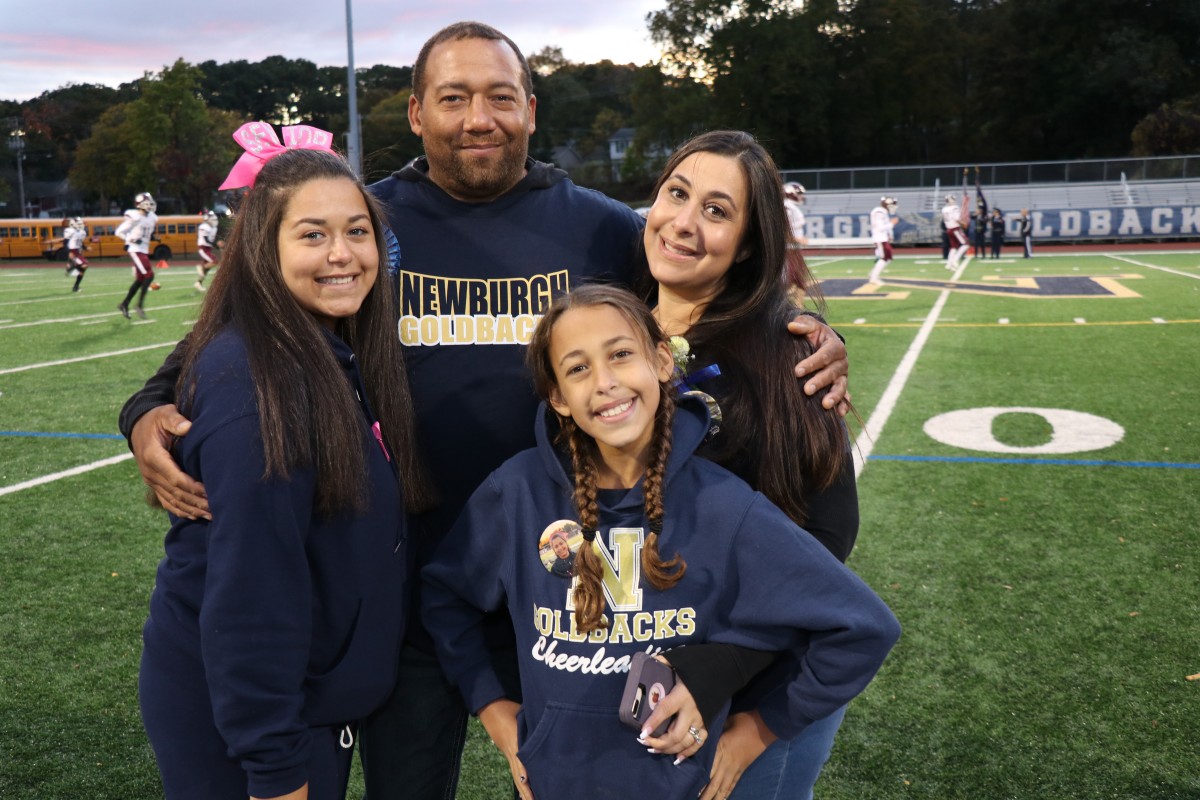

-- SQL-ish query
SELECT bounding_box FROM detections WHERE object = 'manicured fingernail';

[647,747,659,754]
[673,756,683,766]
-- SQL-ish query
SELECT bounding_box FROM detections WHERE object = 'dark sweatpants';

[140,637,354,800]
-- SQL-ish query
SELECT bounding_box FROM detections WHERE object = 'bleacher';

[804,180,1200,217]
[784,154,1200,218]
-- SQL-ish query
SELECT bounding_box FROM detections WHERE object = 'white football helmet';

[70,216,86,231]
[945,194,957,205]
[135,192,157,214]
[882,196,898,213]
[783,182,806,200]
[201,209,218,226]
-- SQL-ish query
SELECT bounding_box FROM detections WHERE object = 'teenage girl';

[138,130,432,800]
[421,284,899,800]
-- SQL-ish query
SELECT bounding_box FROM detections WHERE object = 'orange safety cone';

[156,259,169,269]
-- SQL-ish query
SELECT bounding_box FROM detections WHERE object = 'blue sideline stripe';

[869,454,1200,469]
[0,430,124,441]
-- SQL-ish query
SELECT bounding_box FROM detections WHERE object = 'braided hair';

[527,285,687,633]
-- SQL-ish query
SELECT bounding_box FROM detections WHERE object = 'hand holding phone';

[619,652,677,737]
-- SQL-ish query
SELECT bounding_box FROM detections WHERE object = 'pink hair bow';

[218,121,335,190]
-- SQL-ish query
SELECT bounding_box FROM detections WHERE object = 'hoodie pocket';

[304,599,402,725]
[517,701,707,800]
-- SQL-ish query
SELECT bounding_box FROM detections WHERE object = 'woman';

[138,126,432,800]
[636,130,863,800]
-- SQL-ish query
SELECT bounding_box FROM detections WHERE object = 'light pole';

[344,0,362,177]
[6,127,26,217]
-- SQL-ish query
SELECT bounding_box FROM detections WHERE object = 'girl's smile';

[547,304,673,488]
[277,176,379,330]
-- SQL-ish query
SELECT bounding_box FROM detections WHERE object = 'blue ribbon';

[676,363,722,393]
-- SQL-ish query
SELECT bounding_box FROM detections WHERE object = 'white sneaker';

[194,281,205,291]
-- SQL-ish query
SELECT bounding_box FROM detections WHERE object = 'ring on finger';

[688,725,704,745]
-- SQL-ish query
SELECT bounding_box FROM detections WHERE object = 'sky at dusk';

[0,0,666,102]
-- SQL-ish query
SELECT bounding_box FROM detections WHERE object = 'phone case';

[618,652,677,736]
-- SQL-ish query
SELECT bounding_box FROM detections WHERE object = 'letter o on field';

[923,407,1124,454]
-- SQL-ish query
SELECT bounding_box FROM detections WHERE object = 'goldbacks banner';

[807,206,1200,243]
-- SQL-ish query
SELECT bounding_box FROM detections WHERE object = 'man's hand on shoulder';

[132,404,210,520]
[788,314,850,417]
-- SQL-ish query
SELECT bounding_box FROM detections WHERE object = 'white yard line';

[0,289,129,306]
[1105,254,1200,280]
[0,341,178,374]
[852,257,969,478]
[0,452,133,497]
[0,301,197,330]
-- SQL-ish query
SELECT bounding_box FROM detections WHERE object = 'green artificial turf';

[1,252,1197,798]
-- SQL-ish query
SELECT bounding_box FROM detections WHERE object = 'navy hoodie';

[369,157,644,650]
[422,396,900,800]
[140,327,407,798]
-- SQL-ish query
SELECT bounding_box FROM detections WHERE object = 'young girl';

[138,126,431,800]
[421,284,899,800]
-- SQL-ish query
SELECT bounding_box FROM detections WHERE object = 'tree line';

[3,0,1198,214]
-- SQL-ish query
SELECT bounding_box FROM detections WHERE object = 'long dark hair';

[178,147,433,516]
[637,130,847,524]
[526,285,685,634]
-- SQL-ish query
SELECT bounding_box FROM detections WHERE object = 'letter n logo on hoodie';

[591,528,644,611]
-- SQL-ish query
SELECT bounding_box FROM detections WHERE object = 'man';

[990,207,1005,258]
[64,217,91,292]
[194,209,220,291]
[942,192,970,271]
[783,181,808,245]
[866,196,898,285]
[1019,207,1033,257]
[120,22,850,800]
[115,192,158,319]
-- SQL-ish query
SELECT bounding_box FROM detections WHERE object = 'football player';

[115,192,159,319]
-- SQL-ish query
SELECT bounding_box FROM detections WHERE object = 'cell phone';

[618,652,677,737]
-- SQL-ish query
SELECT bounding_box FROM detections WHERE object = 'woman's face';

[644,152,751,305]
[277,176,379,330]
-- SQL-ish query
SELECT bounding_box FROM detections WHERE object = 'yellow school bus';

[0,215,203,261]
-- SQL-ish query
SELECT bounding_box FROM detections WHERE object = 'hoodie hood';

[394,156,568,197]
[533,393,712,494]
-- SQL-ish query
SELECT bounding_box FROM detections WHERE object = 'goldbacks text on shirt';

[399,269,569,346]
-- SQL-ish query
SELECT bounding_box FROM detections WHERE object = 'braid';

[641,390,686,590]
[561,417,608,634]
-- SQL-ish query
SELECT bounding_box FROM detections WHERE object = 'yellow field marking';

[845,273,1145,299]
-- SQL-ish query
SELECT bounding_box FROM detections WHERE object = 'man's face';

[552,536,570,559]
[409,37,537,202]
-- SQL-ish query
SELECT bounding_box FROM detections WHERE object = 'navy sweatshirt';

[140,327,407,798]
[370,157,643,541]
[421,396,900,800]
